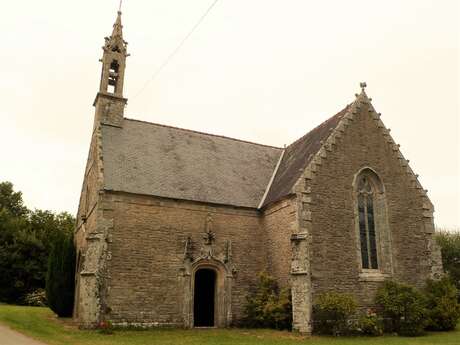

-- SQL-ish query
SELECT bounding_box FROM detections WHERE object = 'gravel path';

[0,324,47,345]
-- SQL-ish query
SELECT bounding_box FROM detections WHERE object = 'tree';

[436,230,460,299]
[424,276,460,331]
[29,210,74,252]
[0,181,28,217]
[0,182,32,302]
[0,206,31,302]
[0,181,76,304]
[46,231,76,317]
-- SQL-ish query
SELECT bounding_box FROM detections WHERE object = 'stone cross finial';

[360,82,367,92]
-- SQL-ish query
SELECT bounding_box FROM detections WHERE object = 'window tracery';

[357,174,379,269]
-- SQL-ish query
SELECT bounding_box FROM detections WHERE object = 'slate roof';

[262,105,349,206]
[101,119,283,208]
[101,106,349,209]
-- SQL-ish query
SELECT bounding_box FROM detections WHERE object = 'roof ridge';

[123,117,283,150]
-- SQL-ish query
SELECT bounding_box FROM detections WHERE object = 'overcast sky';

[0,0,458,228]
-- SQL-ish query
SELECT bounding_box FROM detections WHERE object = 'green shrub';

[424,276,460,331]
[23,289,47,307]
[45,231,76,317]
[356,310,384,336]
[313,292,357,335]
[375,280,427,336]
[241,272,292,330]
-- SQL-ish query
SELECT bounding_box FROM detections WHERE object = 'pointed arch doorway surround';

[181,258,233,328]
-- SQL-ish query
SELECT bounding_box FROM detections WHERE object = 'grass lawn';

[0,305,459,345]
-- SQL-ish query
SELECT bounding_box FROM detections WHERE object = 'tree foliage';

[0,181,28,217]
[46,231,76,317]
[0,181,75,304]
[424,276,460,331]
[436,230,460,298]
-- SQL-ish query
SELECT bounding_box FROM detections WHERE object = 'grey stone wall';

[93,94,126,128]
[74,92,442,331]
[262,198,296,287]
[102,192,267,327]
[74,124,107,327]
[298,95,438,312]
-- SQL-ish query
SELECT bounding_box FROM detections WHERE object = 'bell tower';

[93,11,129,128]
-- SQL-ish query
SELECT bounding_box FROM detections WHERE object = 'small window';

[107,84,116,94]
[357,174,379,269]
[109,60,119,74]
[108,60,120,93]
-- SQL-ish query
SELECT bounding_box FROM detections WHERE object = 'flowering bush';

[356,309,383,336]
[98,320,114,334]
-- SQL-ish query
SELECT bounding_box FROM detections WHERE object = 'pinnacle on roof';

[355,81,371,103]
[112,11,123,40]
[104,11,128,56]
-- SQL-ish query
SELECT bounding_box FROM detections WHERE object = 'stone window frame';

[357,174,379,269]
[107,59,120,94]
[352,167,394,282]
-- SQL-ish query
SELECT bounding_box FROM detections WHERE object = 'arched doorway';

[182,258,233,328]
[194,268,216,327]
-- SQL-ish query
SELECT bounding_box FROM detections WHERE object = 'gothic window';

[357,173,379,269]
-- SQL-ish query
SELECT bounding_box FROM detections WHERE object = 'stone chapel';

[73,11,443,333]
